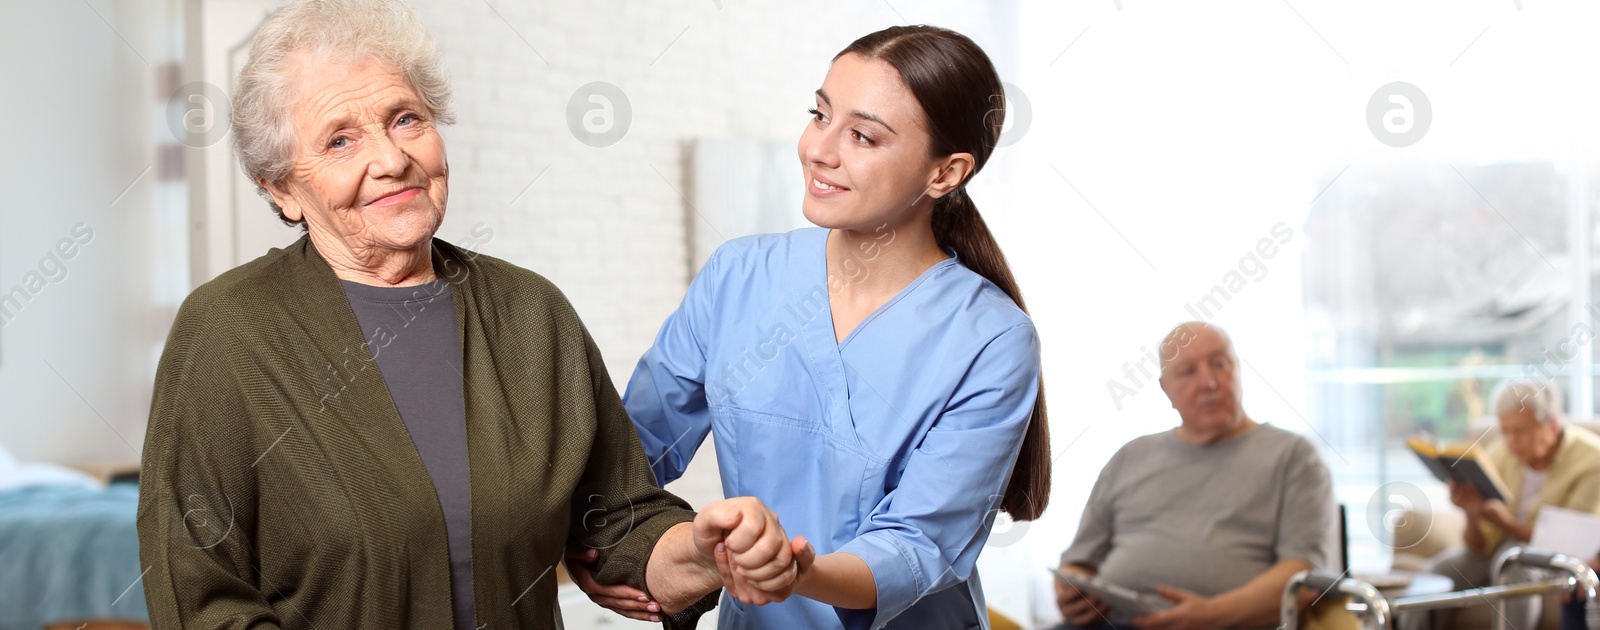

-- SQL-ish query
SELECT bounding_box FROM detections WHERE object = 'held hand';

[564,548,663,622]
[1131,586,1220,630]
[1053,567,1112,627]
[715,536,815,605]
[693,497,798,597]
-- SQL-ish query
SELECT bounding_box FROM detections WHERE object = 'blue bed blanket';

[0,482,148,630]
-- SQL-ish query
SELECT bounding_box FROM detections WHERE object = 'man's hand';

[1132,586,1221,630]
[1454,478,1518,537]
[1054,564,1112,627]
[1449,481,1485,519]
[1480,499,1514,530]
[565,548,663,622]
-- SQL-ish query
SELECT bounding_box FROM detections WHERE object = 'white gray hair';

[231,0,455,226]
[1492,378,1564,425]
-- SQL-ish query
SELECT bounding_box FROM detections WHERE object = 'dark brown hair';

[837,25,1051,521]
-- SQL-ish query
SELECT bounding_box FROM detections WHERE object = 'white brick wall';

[416,0,1011,381]
[412,0,1016,510]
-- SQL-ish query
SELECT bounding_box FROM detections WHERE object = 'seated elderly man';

[1053,322,1333,630]
[1403,379,1600,630]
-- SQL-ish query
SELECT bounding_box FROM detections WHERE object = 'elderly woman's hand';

[692,497,806,604]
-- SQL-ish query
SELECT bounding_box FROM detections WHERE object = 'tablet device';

[1050,567,1174,622]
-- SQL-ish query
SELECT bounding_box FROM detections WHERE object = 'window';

[1306,160,1595,568]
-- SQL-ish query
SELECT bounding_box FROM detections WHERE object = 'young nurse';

[572,25,1051,628]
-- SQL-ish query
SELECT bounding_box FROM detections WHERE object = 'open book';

[1406,437,1511,503]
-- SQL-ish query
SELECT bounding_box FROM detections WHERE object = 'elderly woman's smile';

[367,187,424,207]
[265,53,449,284]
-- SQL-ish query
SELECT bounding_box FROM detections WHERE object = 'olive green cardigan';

[137,235,715,629]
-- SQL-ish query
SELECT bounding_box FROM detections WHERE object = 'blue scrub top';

[623,227,1041,629]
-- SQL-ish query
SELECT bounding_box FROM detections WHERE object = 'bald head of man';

[1157,322,1256,444]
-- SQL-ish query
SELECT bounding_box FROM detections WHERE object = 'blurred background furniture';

[0,452,147,630]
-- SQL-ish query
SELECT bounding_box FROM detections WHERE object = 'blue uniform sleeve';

[835,323,1041,628]
[622,247,727,485]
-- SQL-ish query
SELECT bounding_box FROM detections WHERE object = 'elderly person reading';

[1052,322,1334,630]
[135,1,807,628]
[1404,378,1600,630]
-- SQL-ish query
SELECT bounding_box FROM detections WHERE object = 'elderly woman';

[1404,378,1600,630]
[135,1,807,628]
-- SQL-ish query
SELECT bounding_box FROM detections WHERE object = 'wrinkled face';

[1499,406,1561,466]
[1159,326,1244,433]
[267,52,449,257]
[797,53,946,230]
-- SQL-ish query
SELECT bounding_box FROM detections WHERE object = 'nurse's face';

[798,53,946,230]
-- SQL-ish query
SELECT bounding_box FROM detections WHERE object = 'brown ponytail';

[838,26,1051,521]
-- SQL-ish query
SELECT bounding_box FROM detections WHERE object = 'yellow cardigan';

[1480,424,1600,552]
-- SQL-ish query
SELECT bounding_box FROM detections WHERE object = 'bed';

[0,446,148,630]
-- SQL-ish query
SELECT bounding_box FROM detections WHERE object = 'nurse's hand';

[693,497,801,603]
[565,548,663,621]
[717,536,815,605]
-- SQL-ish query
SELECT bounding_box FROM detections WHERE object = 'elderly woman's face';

[270,52,448,255]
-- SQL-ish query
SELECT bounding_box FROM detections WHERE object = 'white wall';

[0,0,186,466]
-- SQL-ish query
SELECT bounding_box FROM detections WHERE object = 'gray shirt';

[343,279,475,630]
[1062,423,1332,606]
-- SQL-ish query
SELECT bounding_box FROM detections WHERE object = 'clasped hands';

[567,497,815,622]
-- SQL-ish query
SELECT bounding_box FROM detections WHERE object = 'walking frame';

[1280,547,1600,630]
